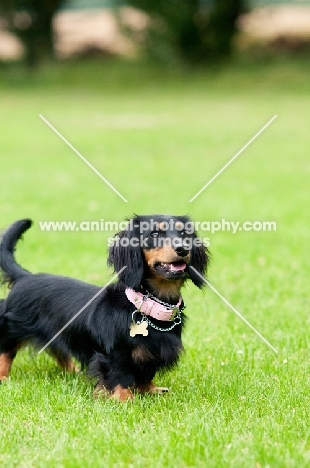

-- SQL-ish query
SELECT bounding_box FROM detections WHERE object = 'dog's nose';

[174,246,189,257]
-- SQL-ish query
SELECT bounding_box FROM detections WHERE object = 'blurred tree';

[0,0,64,67]
[122,0,247,63]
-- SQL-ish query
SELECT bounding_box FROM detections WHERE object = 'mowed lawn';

[0,58,310,467]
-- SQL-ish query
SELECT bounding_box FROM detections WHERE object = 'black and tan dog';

[0,216,208,400]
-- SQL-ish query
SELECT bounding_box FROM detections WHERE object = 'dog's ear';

[187,237,209,289]
[108,225,144,289]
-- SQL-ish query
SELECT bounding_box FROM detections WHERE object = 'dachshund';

[0,216,208,400]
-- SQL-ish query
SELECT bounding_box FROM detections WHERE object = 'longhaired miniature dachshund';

[0,216,208,400]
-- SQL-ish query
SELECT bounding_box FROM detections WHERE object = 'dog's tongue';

[170,262,186,272]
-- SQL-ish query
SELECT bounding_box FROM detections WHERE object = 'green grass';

[0,58,310,467]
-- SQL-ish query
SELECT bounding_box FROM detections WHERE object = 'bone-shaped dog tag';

[130,321,148,337]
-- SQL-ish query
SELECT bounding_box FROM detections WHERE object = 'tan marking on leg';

[110,385,134,401]
[0,353,15,381]
[0,343,24,381]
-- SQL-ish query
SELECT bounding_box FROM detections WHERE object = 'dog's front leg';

[90,353,135,401]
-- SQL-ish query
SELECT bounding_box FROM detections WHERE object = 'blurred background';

[1,0,310,66]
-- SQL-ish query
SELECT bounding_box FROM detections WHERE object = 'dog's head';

[108,215,209,292]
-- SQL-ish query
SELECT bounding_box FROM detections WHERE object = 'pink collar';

[125,288,182,322]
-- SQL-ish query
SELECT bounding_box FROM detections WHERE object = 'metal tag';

[130,321,148,337]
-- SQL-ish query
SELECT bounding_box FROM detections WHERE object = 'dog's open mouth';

[155,261,187,274]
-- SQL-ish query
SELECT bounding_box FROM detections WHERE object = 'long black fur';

[0,216,208,396]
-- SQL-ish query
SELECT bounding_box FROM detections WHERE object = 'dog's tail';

[0,219,32,286]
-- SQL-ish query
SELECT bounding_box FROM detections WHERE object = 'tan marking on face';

[175,221,183,230]
[132,345,155,363]
[146,276,184,301]
[159,221,168,231]
[143,246,188,300]
[143,246,190,268]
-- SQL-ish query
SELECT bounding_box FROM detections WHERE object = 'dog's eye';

[180,231,185,236]
[150,231,159,238]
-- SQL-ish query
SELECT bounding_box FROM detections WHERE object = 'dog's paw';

[110,385,134,402]
[152,386,170,394]
[93,384,110,399]
[135,382,170,395]
[94,384,134,402]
